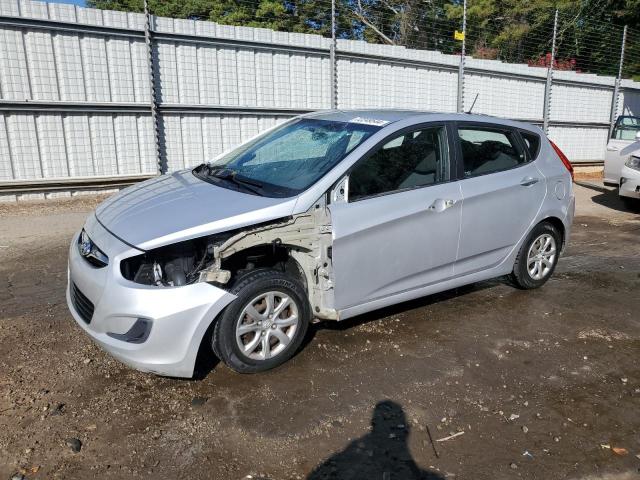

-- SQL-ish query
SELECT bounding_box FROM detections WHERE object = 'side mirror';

[635,131,640,142]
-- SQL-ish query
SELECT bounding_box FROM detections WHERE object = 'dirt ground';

[0,183,639,480]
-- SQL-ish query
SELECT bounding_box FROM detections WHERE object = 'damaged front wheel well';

[220,244,309,293]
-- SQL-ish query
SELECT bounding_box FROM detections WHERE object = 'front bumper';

[619,166,640,199]
[66,214,236,377]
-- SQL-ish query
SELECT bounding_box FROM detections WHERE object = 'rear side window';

[457,127,526,178]
[349,126,449,201]
[520,131,541,160]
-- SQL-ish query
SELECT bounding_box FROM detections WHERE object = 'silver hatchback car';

[67,110,575,377]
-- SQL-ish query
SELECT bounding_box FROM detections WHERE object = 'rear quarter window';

[520,131,541,160]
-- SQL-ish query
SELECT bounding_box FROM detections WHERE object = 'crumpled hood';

[95,170,296,250]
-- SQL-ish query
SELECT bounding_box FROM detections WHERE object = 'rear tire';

[212,269,310,373]
[510,222,561,290]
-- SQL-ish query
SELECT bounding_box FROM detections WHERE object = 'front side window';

[458,127,526,177]
[193,118,380,197]
[349,126,449,201]
[612,116,640,141]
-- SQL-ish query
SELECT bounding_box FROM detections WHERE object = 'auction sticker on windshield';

[349,117,390,126]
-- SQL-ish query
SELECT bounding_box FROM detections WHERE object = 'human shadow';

[307,400,444,480]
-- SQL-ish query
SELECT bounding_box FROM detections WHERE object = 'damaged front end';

[120,199,337,320]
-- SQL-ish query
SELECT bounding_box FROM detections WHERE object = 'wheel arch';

[538,216,566,250]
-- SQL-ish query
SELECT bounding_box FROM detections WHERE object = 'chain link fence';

[0,0,639,200]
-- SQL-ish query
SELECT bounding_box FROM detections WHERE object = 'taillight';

[549,140,574,182]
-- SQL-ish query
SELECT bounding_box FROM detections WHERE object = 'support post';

[543,9,558,134]
[329,0,337,109]
[456,0,467,113]
[609,25,627,137]
[144,0,163,175]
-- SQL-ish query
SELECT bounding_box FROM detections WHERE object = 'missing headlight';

[120,233,232,287]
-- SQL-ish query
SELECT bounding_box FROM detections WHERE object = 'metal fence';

[0,0,639,200]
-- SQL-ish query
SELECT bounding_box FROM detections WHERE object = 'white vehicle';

[604,116,640,204]
[617,154,640,205]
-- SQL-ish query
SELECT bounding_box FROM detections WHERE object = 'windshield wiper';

[208,167,265,196]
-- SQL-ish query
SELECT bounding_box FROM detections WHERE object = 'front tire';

[212,269,310,373]
[510,222,561,289]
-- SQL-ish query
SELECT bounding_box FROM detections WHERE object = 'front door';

[330,124,462,310]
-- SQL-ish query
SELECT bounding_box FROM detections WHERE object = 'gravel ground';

[0,183,639,480]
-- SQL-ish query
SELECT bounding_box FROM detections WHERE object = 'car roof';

[305,109,543,134]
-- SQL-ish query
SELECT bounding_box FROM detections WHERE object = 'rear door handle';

[520,177,540,187]
[428,198,456,213]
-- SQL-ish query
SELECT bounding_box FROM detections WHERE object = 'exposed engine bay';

[120,197,337,320]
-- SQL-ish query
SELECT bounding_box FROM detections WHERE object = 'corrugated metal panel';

[1,0,640,193]
[7,114,41,178]
[81,35,111,102]
[162,114,184,171]
[176,42,199,104]
[113,114,140,174]
[64,115,93,176]
[106,37,135,103]
[36,114,67,177]
[197,45,220,106]
[156,41,179,103]
[24,29,59,100]
[87,115,116,175]
[0,115,13,180]
[550,84,613,123]
[0,29,31,100]
[180,115,203,167]
[548,126,609,161]
[53,33,86,101]
[130,40,150,102]
[464,74,545,120]
[136,114,156,173]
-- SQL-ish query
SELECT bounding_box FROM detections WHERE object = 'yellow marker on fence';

[454,30,465,41]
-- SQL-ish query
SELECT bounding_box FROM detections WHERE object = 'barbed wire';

[147,0,639,81]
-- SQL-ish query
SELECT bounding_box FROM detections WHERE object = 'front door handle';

[428,198,456,213]
[520,177,540,187]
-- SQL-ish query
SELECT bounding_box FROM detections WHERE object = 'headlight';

[78,229,109,267]
[625,156,640,171]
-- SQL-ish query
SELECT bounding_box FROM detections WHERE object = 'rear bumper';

[619,167,640,199]
[66,215,236,377]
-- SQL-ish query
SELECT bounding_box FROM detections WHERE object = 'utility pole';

[609,25,627,137]
[543,9,558,134]
[330,0,337,109]
[456,0,467,113]
[144,0,163,174]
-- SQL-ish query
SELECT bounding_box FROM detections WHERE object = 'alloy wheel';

[235,291,300,361]
[526,233,557,281]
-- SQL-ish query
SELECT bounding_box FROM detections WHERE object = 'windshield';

[612,116,640,141]
[193,118,381,197]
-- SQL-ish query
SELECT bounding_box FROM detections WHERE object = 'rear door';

[453,123,546,276]
[330,123,462,310]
